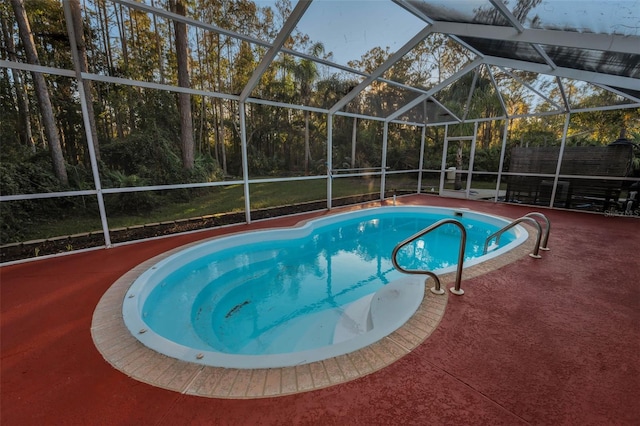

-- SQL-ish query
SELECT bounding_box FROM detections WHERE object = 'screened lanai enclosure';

[1,0,639,263]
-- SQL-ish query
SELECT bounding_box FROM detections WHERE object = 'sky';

[254,0,640,69]
[256,0,427,67]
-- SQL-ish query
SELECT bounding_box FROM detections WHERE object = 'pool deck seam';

[91,207,537,399]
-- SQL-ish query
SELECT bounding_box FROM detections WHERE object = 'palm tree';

[289,42,325,174]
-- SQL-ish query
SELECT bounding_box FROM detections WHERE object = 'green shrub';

[0,153,68,242]
[100,132,183,185]
[102,170,158,215]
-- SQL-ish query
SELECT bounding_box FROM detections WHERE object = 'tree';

[68,0,100,161]
[170,0,194,169]
[10,0,68,185]
[1,9,34,152]
[288,42,325,174]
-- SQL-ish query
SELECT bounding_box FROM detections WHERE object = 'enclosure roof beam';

[114,0,431,104]
[328,24,435,115]
[593,84,640,104]
[496,66,563,111]
[392,0,485,58]
[385,57,483,122]
[114,0,375,87]
[240,0,312,102]
[556,76,571,112]
[488,0,526,32]
[112,0,271,48]
[429,97,460,124]
[462,67,480,121]
[486,65,509,118]
[428,21,640,56]
[481,56,640,91]
[487,0,557,70]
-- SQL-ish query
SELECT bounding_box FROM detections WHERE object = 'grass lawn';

[21,177,393,240]
[18,175,505,242]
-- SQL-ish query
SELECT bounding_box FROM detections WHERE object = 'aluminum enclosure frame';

[1,0,639,263]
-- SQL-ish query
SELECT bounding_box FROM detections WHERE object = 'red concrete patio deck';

[1,195,639,425]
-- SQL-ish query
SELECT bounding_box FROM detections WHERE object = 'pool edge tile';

[91,204,540,399]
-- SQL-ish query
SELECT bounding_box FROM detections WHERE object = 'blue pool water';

[123,206,526,368]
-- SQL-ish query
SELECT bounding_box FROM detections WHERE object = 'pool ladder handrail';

[391,219,467,296]
[483,212,550,259]
[523,212,551,251]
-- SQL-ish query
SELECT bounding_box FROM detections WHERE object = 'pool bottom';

[93,250,444,398]
[92,210,537,398]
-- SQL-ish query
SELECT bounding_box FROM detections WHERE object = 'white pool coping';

[122,206,527,369]
[93,205,537,398]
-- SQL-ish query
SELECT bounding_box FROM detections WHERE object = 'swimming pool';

[123,206,527,368]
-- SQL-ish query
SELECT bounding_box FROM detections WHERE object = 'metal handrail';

[524,212,551,250]
[391,219,467,296]
[483,216,543,258]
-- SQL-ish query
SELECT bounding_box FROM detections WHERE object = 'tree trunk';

[69,0,100,161]
[114,3,128,136]
[351,117,357,168]
[454,141,463,190]
[215,30,227,175]
[219,101,227,175]
[619,127,627,140]
[171,0,194,169]
[150,0,165,84]
[195,28,205,154]
[213,99,220,163]
[481,121,490,148]
[96,0,116,139]
[116,4,129,70]
[1,12,34,152]
[304,110,310,174]
[98,0,113,73]
[11,0,68,185]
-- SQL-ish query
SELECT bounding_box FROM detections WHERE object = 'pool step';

[244,309,340,355]
[242,294,377,355]
[332,294,374,344]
